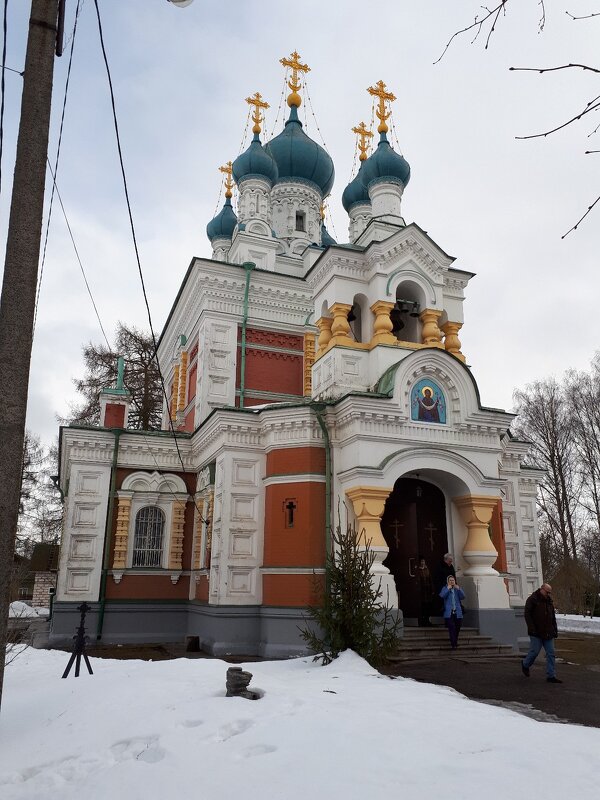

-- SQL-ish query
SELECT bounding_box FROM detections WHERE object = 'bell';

[409,301,420,318]
[390,305,404,333]
[347,306,357,323]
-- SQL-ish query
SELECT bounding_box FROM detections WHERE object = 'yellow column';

[441,321,465,362]
[315,316,333,357]
[345,486,392,548]
[168,498,187,570]
[177,351,188,411]
[370,300,396,345]
[170,365,180,421]
[328,302,354,347]
[192,498,205,570]
[453,495,499,576]
[112,495,132,570]
[303,333,316,395]
[419,309,444,347]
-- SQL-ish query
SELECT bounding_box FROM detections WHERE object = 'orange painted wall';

[187,363,197,402]
[263,482,326,568]
[236,326,304,399]
[194,574,209,601]
[104,403,125,428]
[106,574,190,600]
[263,573,324,607]
[266,447,326,477]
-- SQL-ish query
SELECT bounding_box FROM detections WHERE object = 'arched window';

[132,506,165,567]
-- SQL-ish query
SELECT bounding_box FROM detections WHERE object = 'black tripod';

[62,602,94,678]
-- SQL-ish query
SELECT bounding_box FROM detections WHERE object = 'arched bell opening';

[390,280,425,344]
[347,293,370,343]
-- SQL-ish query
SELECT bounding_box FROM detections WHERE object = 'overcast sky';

[1,0,598,445]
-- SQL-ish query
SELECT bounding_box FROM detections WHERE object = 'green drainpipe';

[311,403,332,590]
[96,428,121,639]
[239,261,255,409]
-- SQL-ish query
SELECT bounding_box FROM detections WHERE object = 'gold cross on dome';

[219,161,234,198]
[280,50,310,107]
[367,80,396,133]
[246,91,270,135]
[352,121,374,161]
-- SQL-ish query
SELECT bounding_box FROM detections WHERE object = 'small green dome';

[232,133,278,186]
[206,196,237,243]
[361,132,410,190]
[266,106,335,197]
[342,161,371,212]
[320,222,336,247]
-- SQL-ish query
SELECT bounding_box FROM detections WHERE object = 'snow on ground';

[8,602,40,619]
[557,614,600,635]
[1,648,599,800]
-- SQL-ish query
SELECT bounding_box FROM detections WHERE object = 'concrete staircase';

[388,625,517,665]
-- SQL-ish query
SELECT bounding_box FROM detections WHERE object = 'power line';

[45,158,111,349]
[93,0,208,524]
[34,0,83,338]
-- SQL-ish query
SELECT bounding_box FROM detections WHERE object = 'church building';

[52,53,544,656]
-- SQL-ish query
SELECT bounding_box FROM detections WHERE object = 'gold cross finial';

[367,80,396,134]
[352,121,374,161]
[219,161,234,198]
[320,203,326,221]
[280,50,310,108]
[246,91,270,135]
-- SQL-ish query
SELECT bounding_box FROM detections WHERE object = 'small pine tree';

[300,520,402,667]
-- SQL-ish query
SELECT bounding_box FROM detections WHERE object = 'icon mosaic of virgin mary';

[410,379,446,424]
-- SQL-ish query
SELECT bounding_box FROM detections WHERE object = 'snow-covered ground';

[557,613,600,635]
[8,602,41,619]
[1,649,599,800]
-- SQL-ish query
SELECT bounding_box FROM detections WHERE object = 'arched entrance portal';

[381,478,448,622]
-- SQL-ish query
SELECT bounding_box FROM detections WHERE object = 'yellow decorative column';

[168,498,187,570]
[328,302,354,347]
[453,495,499,576]
[303,333,316,395]
[441,321,465,362]
[315,316,333,357]
[177,351,188,411]
[192,498,205,570]
[370,300,396,345]
[419,309,444,347]
[112,495,132,570]
[170,365,180,421]
[345,486,397,608]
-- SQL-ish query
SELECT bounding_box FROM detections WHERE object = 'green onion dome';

[232,133,278,186]
[360,132,410,190]
[341,161,371,213]
[206,196,237,243]
[266,106,335,197]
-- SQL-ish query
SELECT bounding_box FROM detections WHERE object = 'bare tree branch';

[566,10,600,20]
[434,2,510,64]
[510,63,600,74]
[562,193,600,237]
[515,96,600,139]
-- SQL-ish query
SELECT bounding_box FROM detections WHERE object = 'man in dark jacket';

[521,583,562,683]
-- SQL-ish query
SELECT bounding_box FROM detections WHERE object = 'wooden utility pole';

[0,0,60,712]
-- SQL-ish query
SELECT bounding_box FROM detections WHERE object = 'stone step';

[391,653,521,665]
[395,638,497,651]
[388,643,515,661]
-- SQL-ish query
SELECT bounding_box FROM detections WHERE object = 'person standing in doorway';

[521,583,562,683]
[439,575,465,649]
[435,553,456,593]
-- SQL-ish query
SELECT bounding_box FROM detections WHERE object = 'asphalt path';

[383,632,600,728]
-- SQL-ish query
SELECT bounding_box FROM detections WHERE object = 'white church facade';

[52,54,543,656]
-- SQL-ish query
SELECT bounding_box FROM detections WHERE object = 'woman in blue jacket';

[439,575,465,649]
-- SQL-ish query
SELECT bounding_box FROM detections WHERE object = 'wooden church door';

[381,478,448,621]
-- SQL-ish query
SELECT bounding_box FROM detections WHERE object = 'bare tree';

[64,322,162,431]
[437,1,600,235]
[16,434,61,558]
[513,378,581,562]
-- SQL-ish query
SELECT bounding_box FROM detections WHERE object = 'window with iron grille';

[132,506,165,567]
